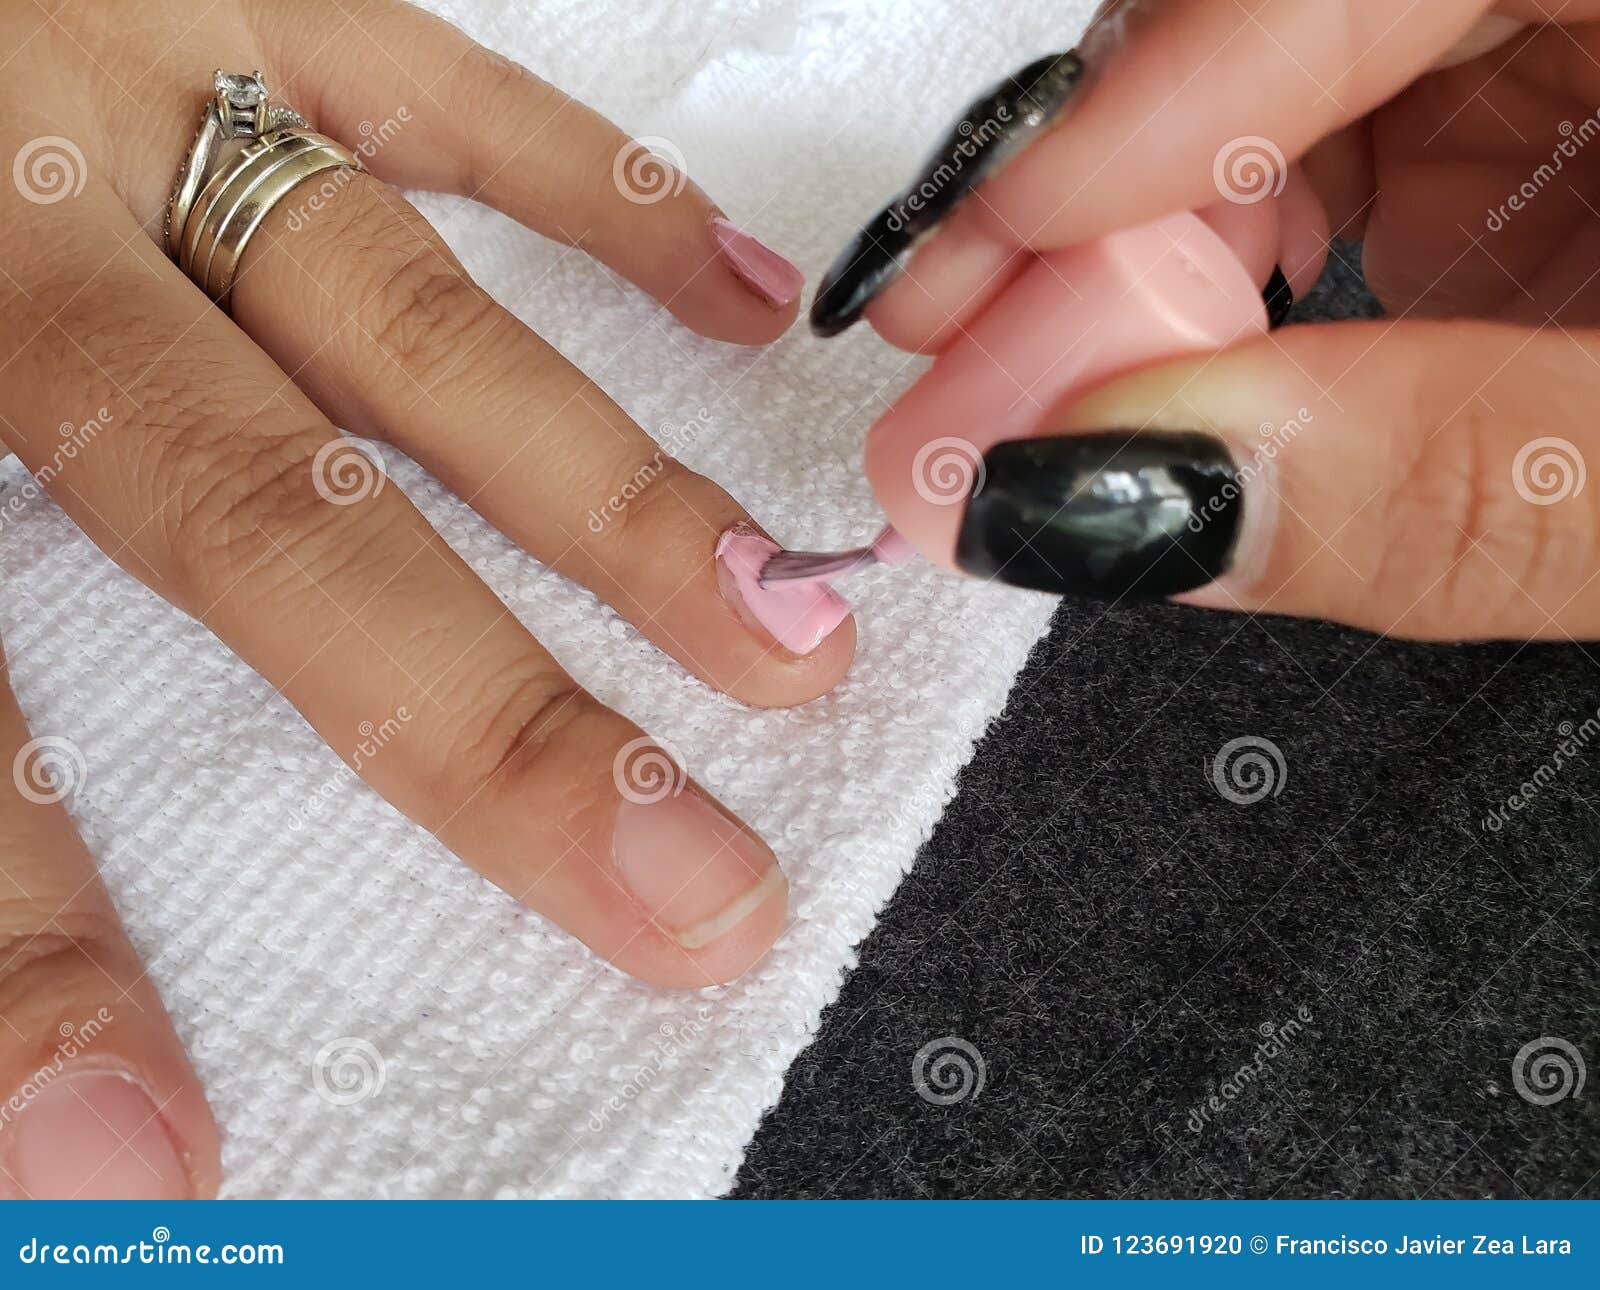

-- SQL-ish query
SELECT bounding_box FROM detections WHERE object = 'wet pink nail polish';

[716,527,850,654]
[2,1068,192,1199]
[710,217,805,308]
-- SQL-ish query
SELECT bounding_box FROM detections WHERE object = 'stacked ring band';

[165,71,362,310]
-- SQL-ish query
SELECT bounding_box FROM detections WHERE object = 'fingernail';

[810,50,1084,337]
[1264,264,1295,329]
[715,526,850,655]
[956,432,1243,598]
[613,789,786,950]
[2,1068,192,1199]
[710,217,805,308]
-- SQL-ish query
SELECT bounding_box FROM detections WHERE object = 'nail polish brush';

[758,525,914,587]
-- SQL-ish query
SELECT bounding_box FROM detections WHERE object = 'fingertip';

[607,787,790,989]
[864,209,1028,355]
[709,526,859,707]
[739,608,859,710]
[663,210,804,346]
[631,867,790,989]
[1277,166,1331,298]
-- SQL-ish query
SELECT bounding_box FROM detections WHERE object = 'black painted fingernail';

[956,433,1243,599]
[810,209,916,339]
[810,50,1085,338]
[1264,264,1294,329]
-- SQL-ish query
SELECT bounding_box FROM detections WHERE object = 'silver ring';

[164,71,308,263]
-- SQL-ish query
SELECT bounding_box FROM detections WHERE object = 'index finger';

[980,0,1496,250]
[812,0,1501,345]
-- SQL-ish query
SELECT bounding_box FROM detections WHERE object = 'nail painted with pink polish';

[716,527,850,655]
[710,218,805,308]
[2,1068,192,1199]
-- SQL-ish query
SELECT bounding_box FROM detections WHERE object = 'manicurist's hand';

[824,1,1600,641]
[0,0,855,1198]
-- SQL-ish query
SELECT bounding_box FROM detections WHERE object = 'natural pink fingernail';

[710,217,805,307]
[2,1068,191,1199]
[613,789,785,950]
[715,527,850,656]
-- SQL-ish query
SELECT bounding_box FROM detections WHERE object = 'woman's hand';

[0,0,854,1197]
[838,1,1600,640]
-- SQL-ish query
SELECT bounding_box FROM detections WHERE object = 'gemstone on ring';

[214,70,268,111]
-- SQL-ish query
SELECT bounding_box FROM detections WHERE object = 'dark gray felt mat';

[732,244,1600,1199]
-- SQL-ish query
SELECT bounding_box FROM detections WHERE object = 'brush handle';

[869,526,916,567]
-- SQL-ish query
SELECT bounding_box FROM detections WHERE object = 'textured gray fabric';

[734,244,1600,1199]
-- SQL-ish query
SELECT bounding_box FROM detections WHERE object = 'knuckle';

[425,662,601,820]
[447,47,566,192]
[363,242,501,387]
[608,454,692,546]
[0,903,126,1017]
[159,420,369,609]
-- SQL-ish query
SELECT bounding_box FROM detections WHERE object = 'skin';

[0,0,857,1197]
[869,0,1600,641]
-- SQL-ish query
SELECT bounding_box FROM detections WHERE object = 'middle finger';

[236,172,856,698]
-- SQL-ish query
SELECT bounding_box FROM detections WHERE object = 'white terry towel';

[0,0,1093,1196]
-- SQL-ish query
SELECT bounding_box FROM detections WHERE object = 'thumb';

[0,642,218,1198]
[956,318,1600,642]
